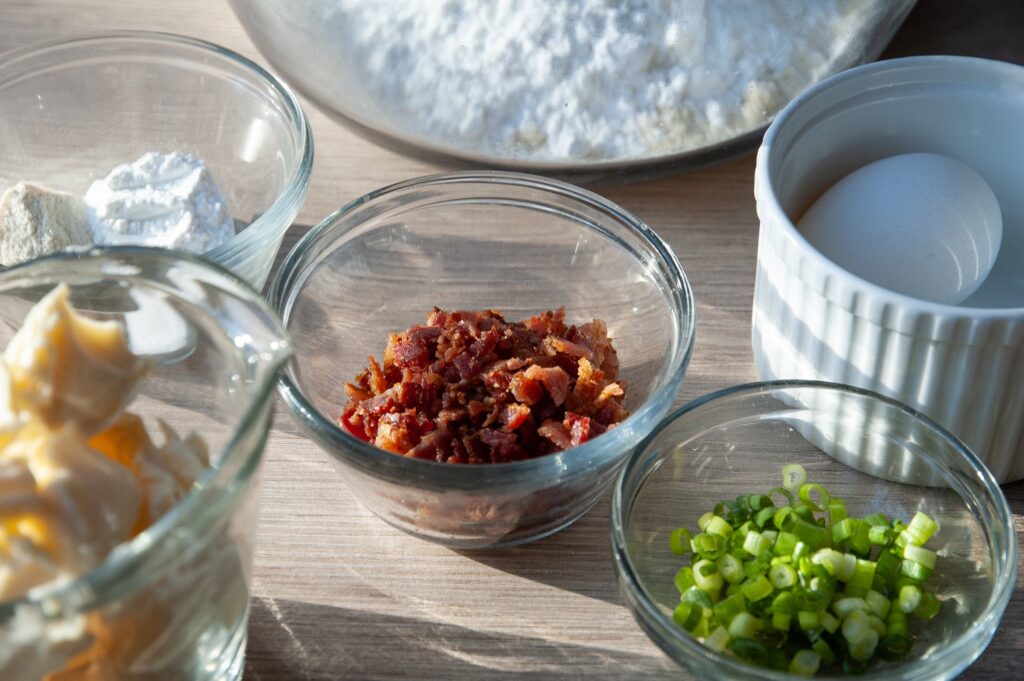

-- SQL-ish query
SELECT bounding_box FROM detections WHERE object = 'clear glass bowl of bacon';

[270,171,695,548]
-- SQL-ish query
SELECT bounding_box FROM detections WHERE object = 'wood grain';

[1,1,1021,679]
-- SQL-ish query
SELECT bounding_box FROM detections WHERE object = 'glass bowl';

[270,171,695,548]
[0,31,313,289]
[0,248,291,680]
[229,0,914,174]
[612,381,1016,681]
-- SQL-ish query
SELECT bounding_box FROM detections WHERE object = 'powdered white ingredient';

[0,182,91,266]
[322,0,880,161]
[84,152,234,253]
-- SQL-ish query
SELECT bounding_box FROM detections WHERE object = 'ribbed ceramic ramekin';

[752,56,1024,483]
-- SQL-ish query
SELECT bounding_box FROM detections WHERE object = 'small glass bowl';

[0,31,313,289]
[0,248,291,680]
[612,381,1016,681]
[270,171,695,548]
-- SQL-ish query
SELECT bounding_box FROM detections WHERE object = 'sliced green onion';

[789,650,821,677]
[849,521,872,556]
[754,506,776,529]
[798,610,821,634]
[812,548,855,582]
[771,611,792,631]
[741,575,773,602]
[669,527,693,556]
[865,589,891,619]
[691,532,728,560]
[716,553,744,584]
[771,591,797,615]
[674,566,695,595]
[769,486,795,507]
[875,549,901,582]
[704,625,731,653]
[665,465,942,675]
[848,629,879,662]
[868,525,892,546]
[912,591,941,621]
[812,638,835,664]
[743,531,772,557]
[820,610,840,634]
[769,563,797,590]
[782,463,807,490]
[831,517,856,544]
[673,601,703,631]
[773,506,796,531]
[799,483,831,512]
[882,610,911,658]
[693,559,724,597]
[897,585,922,614]
[728,612,763,639]
[793,519,829,550]
[828,499,847,525]
[899,559,932,582]
[902,543,937,570]
[712,593,747,624]
[862,512,889,527]
[705,515,733,538]
[847,559,877,592]
[681,586,714,609]
[833,597,869,618]
[898,511,938,547]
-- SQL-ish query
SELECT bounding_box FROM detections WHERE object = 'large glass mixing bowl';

[230,0,914,174]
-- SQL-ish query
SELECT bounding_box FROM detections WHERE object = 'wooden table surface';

[2,1,1021,679]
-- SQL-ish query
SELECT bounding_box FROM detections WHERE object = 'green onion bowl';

[611,381,1015,681]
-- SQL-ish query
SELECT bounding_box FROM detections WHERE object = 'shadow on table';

[454,495,623,607]
[244,596,674,681]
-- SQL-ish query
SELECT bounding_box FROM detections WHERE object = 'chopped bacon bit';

[499,403,531,431]
[538,419,573,450]
[339,307,628,463]
[565,411,606,447]
[344,383,370,402]
[509,373,545,405]
[522,364,570,407]
[366,355,388,394]
[543,336,593,359]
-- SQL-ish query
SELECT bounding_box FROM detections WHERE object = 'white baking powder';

[84,152,234,253]
[324,0,878,161]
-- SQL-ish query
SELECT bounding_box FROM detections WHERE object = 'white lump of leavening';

[0,182,92,266]
[84,152,234,254]
[322,0,879,161]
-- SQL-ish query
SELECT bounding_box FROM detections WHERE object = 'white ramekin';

[753,56,1024,483]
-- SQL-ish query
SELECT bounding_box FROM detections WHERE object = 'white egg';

[797,153,1003,305]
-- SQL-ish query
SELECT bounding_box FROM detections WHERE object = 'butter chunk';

[135,420,210,522]
[2,423,141,577]
[0,182,92,266]
[3,284,149,436]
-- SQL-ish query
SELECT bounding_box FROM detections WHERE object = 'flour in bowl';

[322,0,883,162]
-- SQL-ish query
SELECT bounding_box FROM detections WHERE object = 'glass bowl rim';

[611,378,1017,681]
[0,29,314,262]
[269,169,696,486]
[0,246,291,617]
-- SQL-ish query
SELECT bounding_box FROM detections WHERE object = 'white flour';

[84,152,234,253]
[324,0,878,161]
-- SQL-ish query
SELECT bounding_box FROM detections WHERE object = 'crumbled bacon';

[339,307,628,464]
